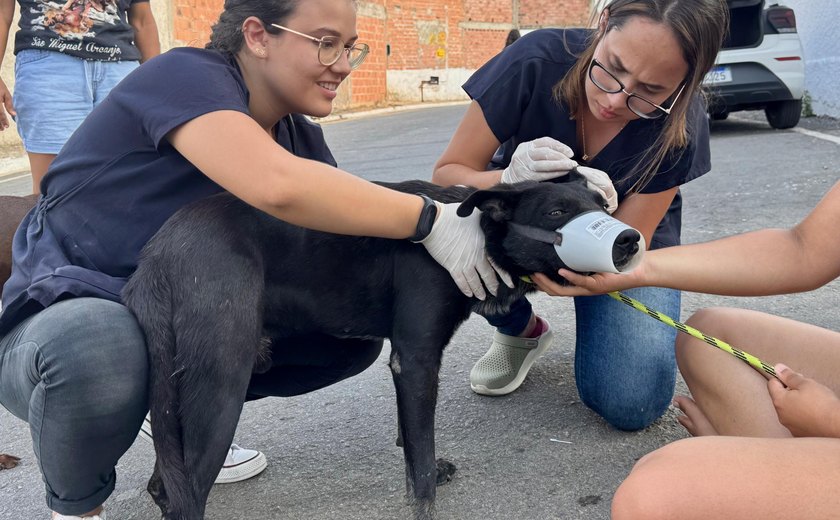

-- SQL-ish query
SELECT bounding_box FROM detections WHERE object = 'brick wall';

[167,0,590,108]
[172,0,218,47]
[519,0,590,28]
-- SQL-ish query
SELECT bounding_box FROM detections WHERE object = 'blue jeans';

[13,50,139,154]
[0,298,382,515]
[486,287,680,431]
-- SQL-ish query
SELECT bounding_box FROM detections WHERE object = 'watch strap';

[409,194,438,243]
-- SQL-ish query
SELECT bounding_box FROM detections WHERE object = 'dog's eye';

[548,209,567,217]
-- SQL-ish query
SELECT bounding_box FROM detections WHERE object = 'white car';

[704,1,805,129]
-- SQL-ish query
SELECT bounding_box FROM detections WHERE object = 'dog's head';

[457,171,641,284]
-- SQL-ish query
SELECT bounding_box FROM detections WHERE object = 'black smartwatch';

[409,194,438,243]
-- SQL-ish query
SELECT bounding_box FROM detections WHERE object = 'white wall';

[783,0,840,117]
[387,68,473,103]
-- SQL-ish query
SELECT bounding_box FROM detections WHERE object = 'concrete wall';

[783,0,840,117]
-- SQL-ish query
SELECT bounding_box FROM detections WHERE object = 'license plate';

[704,65,732,85]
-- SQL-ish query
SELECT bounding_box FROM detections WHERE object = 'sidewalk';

[0,155,28,180]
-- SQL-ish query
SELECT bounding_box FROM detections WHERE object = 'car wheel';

[765,99,802,129]
[710,110,729,121]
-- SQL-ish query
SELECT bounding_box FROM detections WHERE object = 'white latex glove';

[421,202,514,299]
[576,166,618,214]
[500,137,579,184]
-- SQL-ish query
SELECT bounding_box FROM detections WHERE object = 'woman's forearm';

[645,228,823,296]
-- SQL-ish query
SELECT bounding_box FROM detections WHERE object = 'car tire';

[765,99,802,129]
[710,110,729,121]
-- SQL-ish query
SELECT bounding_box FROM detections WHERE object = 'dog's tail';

[123,260,197,518]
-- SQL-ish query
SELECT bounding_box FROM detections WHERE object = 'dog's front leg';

[389,344,441,520]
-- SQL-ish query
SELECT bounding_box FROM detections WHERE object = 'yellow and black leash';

[608,291,780,381]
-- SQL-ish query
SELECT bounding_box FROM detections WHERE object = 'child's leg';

[612,435,840,520]
[676,307,840,436]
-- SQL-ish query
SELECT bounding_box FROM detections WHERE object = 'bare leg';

[676,307,840,437]
[612,436,840,520]
[27,152,55,195]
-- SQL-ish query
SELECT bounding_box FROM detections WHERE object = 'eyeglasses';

[588,59,685,119]
[270,24,370,70]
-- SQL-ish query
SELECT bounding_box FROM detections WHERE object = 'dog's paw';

[435,458,457,486]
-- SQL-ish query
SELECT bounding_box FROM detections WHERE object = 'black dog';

[122,173,640,520]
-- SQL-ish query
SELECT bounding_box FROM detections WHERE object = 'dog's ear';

[548,168,588,186]
[457,186,524,221]
[566,168,588,185]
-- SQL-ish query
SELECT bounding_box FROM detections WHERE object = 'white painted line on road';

[792,126,840,146]
[0,173,29,184]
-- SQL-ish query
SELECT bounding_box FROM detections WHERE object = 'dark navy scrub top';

[464,28,711,250]
[0,47,336,333]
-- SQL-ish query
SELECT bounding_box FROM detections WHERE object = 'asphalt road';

[1,104,839,520]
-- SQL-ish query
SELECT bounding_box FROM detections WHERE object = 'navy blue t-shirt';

[0,47,336,333]
[464,28,711,249]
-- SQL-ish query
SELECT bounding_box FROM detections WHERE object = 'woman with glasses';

[0,0,508,517]
[432,0,728,431]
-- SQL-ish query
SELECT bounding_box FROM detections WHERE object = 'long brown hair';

[554,0,728,193]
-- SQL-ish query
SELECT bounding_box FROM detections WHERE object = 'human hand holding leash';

[421,202,514,299]
[768,363,840,438]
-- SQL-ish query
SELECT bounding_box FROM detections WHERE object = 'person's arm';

[0,0,16,130]
[169,110,424,237]
[127,1,160,63]
[535,180,840,297]
[432,101,504,189]
[431,101,614,211]
[168,110,513,299]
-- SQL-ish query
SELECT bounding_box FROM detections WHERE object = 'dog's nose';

[612,229,641,265]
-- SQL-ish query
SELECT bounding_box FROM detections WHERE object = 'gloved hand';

[500,137,578,184]
[421,202,514,299]
[577,166,618,214]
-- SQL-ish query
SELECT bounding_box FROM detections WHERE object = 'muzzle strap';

[508,222,562,246]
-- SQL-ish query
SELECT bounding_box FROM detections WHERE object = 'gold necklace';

[581,115,590,162]
[580,113,627,162]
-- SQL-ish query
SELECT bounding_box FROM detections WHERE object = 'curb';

[313,100,469,124]
[0,156,29,181]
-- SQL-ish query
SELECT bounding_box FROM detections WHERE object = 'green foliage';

[801,90,815,118]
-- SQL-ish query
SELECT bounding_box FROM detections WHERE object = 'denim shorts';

[13,50,139,154]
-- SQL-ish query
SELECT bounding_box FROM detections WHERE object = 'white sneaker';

[53,511,106,519]
[138,414,268,484]
[214,444,268,484]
